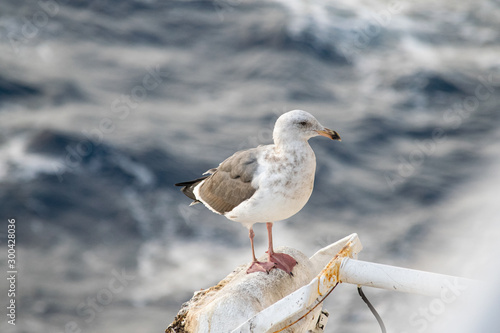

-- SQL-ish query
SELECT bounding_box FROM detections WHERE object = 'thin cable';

[357,286,386,333]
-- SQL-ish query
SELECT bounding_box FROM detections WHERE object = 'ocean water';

[0,0,499,332]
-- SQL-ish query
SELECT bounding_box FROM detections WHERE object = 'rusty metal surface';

[316,234,362,296]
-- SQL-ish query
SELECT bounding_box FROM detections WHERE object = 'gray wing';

[198,148,260,214]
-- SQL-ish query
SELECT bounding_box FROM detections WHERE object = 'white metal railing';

[232,233,479,332]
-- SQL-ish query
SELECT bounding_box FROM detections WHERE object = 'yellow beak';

[316,128,341,141]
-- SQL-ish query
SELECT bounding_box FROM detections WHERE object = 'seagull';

[175,110,341,274]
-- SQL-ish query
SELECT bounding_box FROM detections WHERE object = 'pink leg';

[246,226,276,274]
[249,227,258,262]
[265,222,297,275]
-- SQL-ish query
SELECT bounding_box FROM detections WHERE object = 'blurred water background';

[0,0,499,332]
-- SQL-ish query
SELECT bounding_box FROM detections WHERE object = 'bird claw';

[247,261,276,274]
[269,252,297,275]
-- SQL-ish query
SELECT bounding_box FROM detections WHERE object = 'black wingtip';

[175,175,210,187]
[174,176,209,201]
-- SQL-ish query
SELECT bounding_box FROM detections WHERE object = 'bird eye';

[298,121,308,127]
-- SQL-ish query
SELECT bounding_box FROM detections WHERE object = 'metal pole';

[339,258,478,298]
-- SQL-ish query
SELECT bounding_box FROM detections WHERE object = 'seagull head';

[273,110,341,145]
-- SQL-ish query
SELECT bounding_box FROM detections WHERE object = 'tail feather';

[175,176,209,202]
